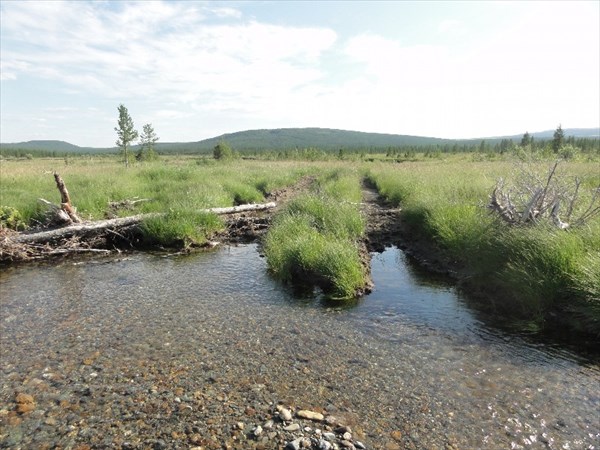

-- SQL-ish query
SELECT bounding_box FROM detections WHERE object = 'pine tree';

[521,131,532,147]
[552,124,564,153]
[115,104,138,167]
[137,123,159,161]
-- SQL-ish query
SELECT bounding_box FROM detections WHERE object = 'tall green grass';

[367,160,600,332]
[0,156,308,245]
[263,169,367,298]
[140,210,223,247]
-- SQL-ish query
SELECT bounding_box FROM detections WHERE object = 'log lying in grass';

[9,202,277,245]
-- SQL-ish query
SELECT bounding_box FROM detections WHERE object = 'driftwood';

[9,202,277,245]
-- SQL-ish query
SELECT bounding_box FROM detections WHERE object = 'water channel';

[0,245,598,449]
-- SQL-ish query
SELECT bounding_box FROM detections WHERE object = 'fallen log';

[9,202,277,245]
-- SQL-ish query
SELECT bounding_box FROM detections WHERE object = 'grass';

[140,210,223,247]
[263,168,367,298]
[2,154,598,332]
[367,158,600,332]
[0,156,310,245]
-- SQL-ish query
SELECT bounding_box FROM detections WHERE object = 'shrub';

[0,206,27,231]
[213,141,233,160]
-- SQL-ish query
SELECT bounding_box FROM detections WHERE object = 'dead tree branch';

[488,160,599,229]
[54,172,81,223]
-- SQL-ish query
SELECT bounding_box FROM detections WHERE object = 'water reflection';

[363,246,600,368]
[358,247,481,333]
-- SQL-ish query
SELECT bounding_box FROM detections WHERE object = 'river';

[0,245,598,449]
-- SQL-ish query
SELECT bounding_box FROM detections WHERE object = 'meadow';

[1,153,599,333]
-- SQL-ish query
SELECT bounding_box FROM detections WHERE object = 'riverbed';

[1,245,598,449]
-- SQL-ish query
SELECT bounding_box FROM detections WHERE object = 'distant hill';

[176,127,452,152]
[2,127,598,154]
[0,140,113,154]
[528,128,600,139]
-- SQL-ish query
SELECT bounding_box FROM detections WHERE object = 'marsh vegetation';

[1,150,599,336]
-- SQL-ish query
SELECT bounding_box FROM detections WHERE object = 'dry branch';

[54,172,81,223]
[488,160,599,229]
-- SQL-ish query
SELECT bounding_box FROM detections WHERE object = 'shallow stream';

[1,245,598,449]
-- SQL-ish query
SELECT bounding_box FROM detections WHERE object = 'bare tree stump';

[54,172,82,223]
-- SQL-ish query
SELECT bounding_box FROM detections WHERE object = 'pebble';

[284,423,301,432]
[279,408,293,422]
[390,430,402,441]
[15,393,35,413]
[318,440,332,450]
[285,439,302,450]
[297,410,324,421]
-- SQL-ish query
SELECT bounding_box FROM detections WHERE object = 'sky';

[1,0,599,147]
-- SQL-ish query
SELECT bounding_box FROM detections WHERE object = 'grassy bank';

[2,156,599,332]
[0,156,310,246]
[263,168,369,298]
[367,159,600,333]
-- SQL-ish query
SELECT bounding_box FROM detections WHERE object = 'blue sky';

[1,0,598,147]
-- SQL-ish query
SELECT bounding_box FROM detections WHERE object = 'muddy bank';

[210,176,318,246]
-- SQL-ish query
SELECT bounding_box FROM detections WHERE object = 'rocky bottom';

[1,245,599,450]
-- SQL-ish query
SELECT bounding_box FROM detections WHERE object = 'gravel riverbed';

[1,245,599,449]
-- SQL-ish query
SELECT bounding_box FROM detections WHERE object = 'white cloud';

[0,0,598,145]
[437,19,464,35]
[0,60,30,80]
[1,1,337,107]
[208,6,243,19]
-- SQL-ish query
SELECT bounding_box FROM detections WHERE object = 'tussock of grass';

[223,181,264,205]
[264,212,365,298]
[141,210,223,247]
[264,169,367,298]
[318,168,363,203]
[286,195,364,241]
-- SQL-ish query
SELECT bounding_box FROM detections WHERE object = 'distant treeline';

[235,137,600,160]
[2,137,598,159]
[0,148,75,158]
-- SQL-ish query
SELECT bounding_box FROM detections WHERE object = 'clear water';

[1,245,598,449]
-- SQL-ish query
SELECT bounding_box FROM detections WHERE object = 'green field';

[1,154,599,334]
